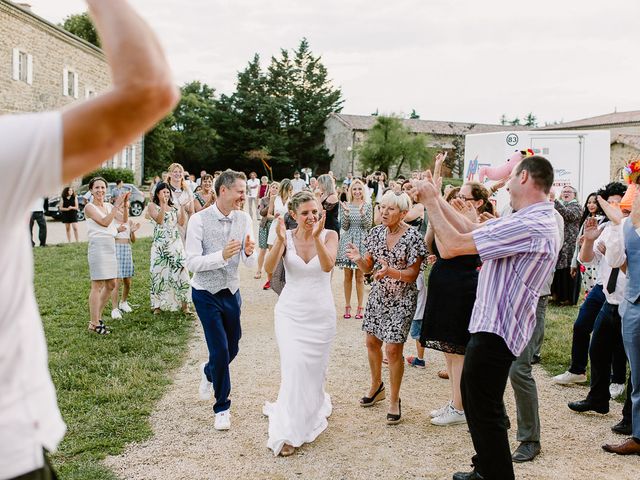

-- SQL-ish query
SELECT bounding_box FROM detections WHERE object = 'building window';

[63,67,79,98]
[123,145,136,171]
[12,48,33,85]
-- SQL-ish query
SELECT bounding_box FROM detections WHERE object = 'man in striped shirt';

[412,156,559,480]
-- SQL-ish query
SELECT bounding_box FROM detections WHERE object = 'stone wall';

[0,1,143,184]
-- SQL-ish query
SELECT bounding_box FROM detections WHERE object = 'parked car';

[46,183,147,221]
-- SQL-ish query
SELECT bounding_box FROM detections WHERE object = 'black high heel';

[360,382,385,407]
[386,398,401,425]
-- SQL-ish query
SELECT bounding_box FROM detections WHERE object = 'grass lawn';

[540,303,581,377]
[34,238,193,479]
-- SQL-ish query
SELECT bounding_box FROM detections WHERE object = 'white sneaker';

[119,301,133,313]
[430,400,452,418]
[610,383,625,398]
[552,371,587,385]
[198,362,212,401]
[431,404,467,426]
[111,308,122,320]
[214,410,231,431]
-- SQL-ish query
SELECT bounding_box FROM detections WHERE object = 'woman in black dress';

[317,174,340,238]
[421,181,493,426]
[60,186,79,242]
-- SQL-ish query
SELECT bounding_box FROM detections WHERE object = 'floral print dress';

[150,207,190,311]
[336,202,373,269]
[362,225,426,343]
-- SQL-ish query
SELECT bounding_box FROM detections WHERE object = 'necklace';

[388,224,402,235]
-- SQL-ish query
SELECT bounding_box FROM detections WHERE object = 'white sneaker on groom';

[199,361,212,401]
[214,410,231,431]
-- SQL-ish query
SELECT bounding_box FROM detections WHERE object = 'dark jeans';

[192,288,242,414]
[461,332,516,480]
[11,452,57,480]
[586,302,627,404]
[568,284,626,382]
[30,211,47,247]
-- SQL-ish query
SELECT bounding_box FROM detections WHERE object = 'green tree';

[524,112,538,127]
[143,114,175,178]
[60,12,100,47]
[285,38,344,173]
[409,109,420,119]
[357,116,431,177]
[172,81,218,174]
[499,114,508,125]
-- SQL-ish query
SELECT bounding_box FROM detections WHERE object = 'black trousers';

[586,302,626,405]
[30,211,47,247]
[461,332,516,480]
[10,452,57,480]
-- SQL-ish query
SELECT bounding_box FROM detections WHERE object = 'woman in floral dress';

[346,190,425,426]
[336,179,372,319]
[148,182,191,314]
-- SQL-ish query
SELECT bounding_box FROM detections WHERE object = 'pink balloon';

[478,151,525,182]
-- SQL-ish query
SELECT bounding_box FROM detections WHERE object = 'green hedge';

[82,168,135,185]
[441,177,463,188]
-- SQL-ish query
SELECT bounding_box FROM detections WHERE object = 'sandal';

[360,382,385,407]
[88,320,110,335]
[355,306,364,319]
[254,271,262,279]
[280,444,296,457]
[343,306,352,319]
[437,370,449,379]
[386,398,401,425]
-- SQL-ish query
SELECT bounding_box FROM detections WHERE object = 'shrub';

[82,168,135,185]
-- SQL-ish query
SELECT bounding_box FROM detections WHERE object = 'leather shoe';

[453,470,484,480]
[512,441,541,463]
[602,438,640,455]
[611,419,632,436]
[567,399,609,414]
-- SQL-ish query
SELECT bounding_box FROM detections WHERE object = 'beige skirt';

[88,237,117,280]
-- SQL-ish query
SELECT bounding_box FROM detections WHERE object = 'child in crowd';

[111,215,141,319]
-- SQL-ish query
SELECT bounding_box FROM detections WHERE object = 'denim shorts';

[409,319,422,340]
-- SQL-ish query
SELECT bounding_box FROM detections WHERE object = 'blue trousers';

[621,299,640,440]
[192,288,242,414]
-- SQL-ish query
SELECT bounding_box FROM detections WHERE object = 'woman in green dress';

[148,182,191,314]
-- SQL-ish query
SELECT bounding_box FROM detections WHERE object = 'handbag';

[270,249,286,295]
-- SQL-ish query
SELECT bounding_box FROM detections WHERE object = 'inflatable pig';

[478,149,533,183]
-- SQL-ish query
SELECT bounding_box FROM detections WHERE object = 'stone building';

[325,112,527,179]
[0,1,144,184]
[540,110,640,180]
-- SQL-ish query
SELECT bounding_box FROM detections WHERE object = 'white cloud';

[24,0,640,124]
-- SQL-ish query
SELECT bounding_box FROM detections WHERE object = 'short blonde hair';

[317,174,335,195]
[381,190,412,212]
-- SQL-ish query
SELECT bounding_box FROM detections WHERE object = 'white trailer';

[463,130,610,208]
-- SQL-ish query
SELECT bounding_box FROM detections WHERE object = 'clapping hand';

[275,216,286,242]
[373,259,390,281]
[131,222,141,233]
[409,170,440,205]
[451,198,478,222]
[244,234,255,257]
[345,242,361,262]
[583,217,602,241]
[479,212,495,222]
[114,192,130,209]
[596,196,623,225]
[117,224,127,233]
[427,254,437,265]
[312,212,326,238]
[222,239,242,260]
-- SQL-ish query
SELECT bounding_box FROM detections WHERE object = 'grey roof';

[329,113,528,136]
[538,110,640,130]
[612,133,640,150]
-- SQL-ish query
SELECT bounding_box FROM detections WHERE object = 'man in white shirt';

[185,170,256,431]
[0,2,178,479]
[291,171,306,194]
[567,215,628,415]
[246,171,260,219]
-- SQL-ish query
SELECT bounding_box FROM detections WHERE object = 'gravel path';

[105,264,639,479]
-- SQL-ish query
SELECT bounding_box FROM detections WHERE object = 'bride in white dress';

[263,191,339,456]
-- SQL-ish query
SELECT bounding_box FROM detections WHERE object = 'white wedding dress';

[263,229,336,455]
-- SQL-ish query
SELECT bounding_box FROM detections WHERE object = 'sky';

[23,0,640,125]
